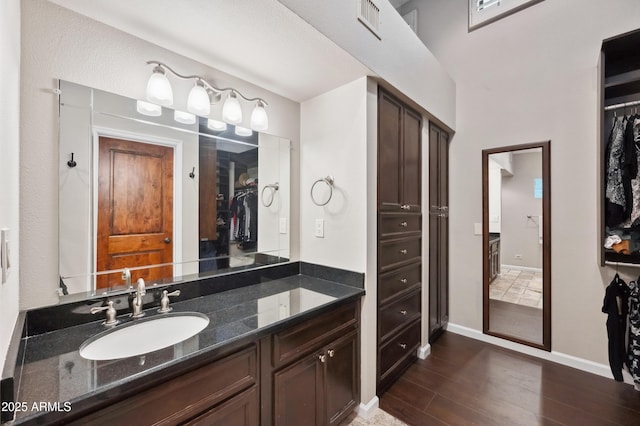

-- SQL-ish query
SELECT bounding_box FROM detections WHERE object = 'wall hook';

[67,153,77,168]
[189,167,195,179]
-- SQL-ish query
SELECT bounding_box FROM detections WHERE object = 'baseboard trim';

[417,343,431,359]
[446,323,634,385]
[501,264,542,273]
[357,396,379,419]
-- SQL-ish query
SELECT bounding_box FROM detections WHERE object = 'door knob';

[328,349,335,358]
[318,354,327,363]
[164,237,172,244]
[400,221,408,227]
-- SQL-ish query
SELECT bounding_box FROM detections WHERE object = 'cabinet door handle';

[400,278,408,284]
[328,349,335,358]
[318,354,326,363]
[400,310,407,315]
[400,221,408,227]
[399,249,408,254]
[401,204,411,210]
[399,343,407,350]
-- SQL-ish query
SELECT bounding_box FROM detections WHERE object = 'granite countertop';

[11,273,364,424]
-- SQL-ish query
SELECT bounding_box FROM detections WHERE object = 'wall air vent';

[357,0,381,40]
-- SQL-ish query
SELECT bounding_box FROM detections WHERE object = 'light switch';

[315,219,324,238]
[279,217,288,234]
[473,223,482,235]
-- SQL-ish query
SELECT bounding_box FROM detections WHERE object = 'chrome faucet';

[122,268,131,288]
[131,278,146,318]
[90,300,119,326]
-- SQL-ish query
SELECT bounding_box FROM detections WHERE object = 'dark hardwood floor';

[380,332,640,425]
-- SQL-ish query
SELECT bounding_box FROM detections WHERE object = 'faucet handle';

[158,289,181,313]
[90,300,119,327]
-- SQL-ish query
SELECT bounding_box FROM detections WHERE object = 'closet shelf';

[604,69,640,88]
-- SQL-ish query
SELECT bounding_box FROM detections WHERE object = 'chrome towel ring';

[311,176,334,206]
[261,182,279,207]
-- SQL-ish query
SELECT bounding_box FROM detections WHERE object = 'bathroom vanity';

[4,263,363,425]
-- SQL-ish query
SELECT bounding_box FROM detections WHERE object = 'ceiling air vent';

[358,0,381,40]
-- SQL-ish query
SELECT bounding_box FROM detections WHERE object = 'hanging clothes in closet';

[604,111,640,255]
[602,273,630,382]
[629,279,640,391]
[230,189,258,250]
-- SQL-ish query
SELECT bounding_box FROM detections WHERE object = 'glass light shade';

[235,126,253,137]
[174,110,196,125]
[187,82,210,116]
[222,93,243,124]
[146,69,173,106]
[136,100,162,117]
[250,102,268,131]
[207,119,227,131]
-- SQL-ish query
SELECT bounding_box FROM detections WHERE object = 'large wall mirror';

[59,80,291,298]
[482,141,551,350]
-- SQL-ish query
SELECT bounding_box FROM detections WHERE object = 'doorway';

[96,136,174,289]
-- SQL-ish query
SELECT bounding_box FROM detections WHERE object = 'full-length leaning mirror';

[482,141,551,350]
[59,80,291,298]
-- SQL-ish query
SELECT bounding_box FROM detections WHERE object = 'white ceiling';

[47,0,371,102]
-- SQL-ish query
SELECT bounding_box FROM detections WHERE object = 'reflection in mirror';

[482,141,551,350]
[59,81,290,298]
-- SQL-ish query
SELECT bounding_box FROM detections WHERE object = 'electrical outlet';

[315,219,324,238]
[279,217,287,234]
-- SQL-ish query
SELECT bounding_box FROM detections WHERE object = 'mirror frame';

[482,140,551,351]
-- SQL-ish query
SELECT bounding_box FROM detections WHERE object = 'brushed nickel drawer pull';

[319,354,326,363]
[399,343,407,349]
[399,249,408,254]
[400,278,408,283]
[400,221,408,227]
[401,204,411,210]
[400,310,407,315]
[328,349,335,358]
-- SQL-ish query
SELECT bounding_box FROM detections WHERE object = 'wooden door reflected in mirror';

[482,141,551,350]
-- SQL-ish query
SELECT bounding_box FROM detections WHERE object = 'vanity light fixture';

[174,110,196,125]
[136,100,162,117]
[145,60,269,130]
[235,126,253,137]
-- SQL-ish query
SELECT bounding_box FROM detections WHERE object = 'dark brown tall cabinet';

[377,88,422,393]
[428,124,449,343]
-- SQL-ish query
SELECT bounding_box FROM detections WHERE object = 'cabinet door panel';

[274,352,323,426]
[326,332,359,426]
[402,108,422,212]
[378,91,403,211]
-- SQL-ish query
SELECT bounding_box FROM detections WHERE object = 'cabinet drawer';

[70,345,257,426]
[379,291,421,342]
[184,385,258,426]
[272,302,357,367]
[379,237,421,272]
[379,262,421,304]
[379,320,420,380]
[379,213,421,238]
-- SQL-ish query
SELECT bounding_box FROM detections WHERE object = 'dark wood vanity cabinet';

[488,238,500,283]
[377,88,422,393]
[69,344,258,426]
[263,301,360,426]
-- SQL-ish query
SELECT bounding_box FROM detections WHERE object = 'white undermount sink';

[79,312,210,361]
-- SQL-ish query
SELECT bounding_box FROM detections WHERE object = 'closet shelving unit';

[601,28,640,266]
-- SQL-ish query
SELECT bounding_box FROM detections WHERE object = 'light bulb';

[250,101,268,131]
[136,100,162,117]
[222,92,242,124]
[187,80,210,116]
[235,126,253,137]
[146,66,173,106]
[207,119,227,131]
[174,110,196,125]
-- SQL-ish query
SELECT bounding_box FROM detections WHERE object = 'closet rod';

[604,99,640,111]
[604,260,640,269]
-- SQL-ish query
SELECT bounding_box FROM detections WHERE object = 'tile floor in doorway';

[489,268,543,309]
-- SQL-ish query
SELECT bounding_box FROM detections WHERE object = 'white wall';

[300,77,375,402]
[21,0,300,309]
[500,152,542,269]
[0,0,21,374]
[278,0,456,130]
[405,0,640,366]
